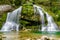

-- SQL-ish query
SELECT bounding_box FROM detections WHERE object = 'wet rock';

[41,36,50,40]
[40,35,56,40]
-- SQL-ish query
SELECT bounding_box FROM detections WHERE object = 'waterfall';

[46,12,58,31]
[1,6,22,31]
[33,5,46,31]
[1,5,59,32]
[33,5,59,32]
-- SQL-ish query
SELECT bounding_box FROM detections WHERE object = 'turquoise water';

[1,31,60,37]
[0,31,60,40]
[33,31,60,37]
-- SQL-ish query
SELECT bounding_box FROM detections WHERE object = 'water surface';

[0,31,60,40]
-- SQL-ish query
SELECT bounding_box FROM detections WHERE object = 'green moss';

[0,12,7,29]
[22,4,34,17]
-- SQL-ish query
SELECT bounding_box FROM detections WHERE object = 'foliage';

[0,13,7,29]
[0,0,60,29]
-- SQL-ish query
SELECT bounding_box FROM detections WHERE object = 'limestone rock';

[0,5,12,12]
[41,36,49,40]
[41,35,55,40]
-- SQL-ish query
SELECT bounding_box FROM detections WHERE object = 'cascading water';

[46,12,58,31]
[33,5,59,32]
[1,6,22,31]
[33,5,46,31]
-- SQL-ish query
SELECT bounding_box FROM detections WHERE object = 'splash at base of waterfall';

[1,22,19,31]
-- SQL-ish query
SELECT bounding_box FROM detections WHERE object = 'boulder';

[41,35,55,40]
[41,36,50,40]
[0,5,12,12]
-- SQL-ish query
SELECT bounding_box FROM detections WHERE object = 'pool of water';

[0,31,60,40]
[33,31,60,39]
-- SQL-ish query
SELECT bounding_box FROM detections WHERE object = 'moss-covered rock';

[0,12,7,29]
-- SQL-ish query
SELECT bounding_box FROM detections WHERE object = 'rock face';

[0,5,12,12]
